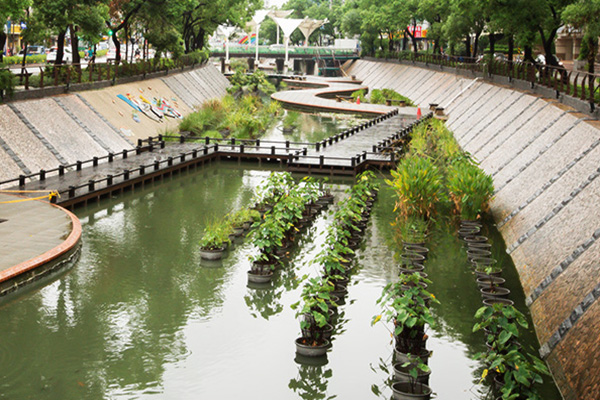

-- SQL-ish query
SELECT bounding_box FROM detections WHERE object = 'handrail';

[384,52,599,112]
[7,57,205,91]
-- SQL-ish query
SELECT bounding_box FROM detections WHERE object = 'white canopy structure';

[268,10,293,45]
[298,18,328,47]
[251,10,270,64]
[272,17,304,64]
[217,25,237,62]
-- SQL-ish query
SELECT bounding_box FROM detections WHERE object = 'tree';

[0,0,31,62]
[563,0,600,73]
[34,0,109,66]
[533,0,576,66]
[181,0,260,54]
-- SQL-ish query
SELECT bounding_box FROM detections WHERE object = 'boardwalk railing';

[1,109,431,207]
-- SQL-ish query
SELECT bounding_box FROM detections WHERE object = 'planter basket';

[391,382,432,400]
[295,337,329,357]
[393,363,431,385]
[199,246,226,261]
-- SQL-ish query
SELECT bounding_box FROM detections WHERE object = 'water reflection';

[289,362,334,400]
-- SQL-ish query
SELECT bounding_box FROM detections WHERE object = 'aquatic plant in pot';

[473,304,549,400]
[199,219,230,260]
[447,159,494,222]
[391,354,433,400]
[386,156,442,220]
[373,273,438,364]
[291,276,335,356]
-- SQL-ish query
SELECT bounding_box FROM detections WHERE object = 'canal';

[0,113,560,399]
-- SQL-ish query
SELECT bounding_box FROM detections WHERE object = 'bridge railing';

[209,45,359,58]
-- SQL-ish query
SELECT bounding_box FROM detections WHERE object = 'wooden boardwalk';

[0,111,432,208]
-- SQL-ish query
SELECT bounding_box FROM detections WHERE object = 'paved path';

[0,193,75,272]
[272,76,414,116]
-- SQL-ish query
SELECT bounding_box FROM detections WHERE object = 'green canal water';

[0,116,560,399]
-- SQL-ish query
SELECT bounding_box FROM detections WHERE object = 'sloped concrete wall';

[346,59,600,400]
[0,64,229,182]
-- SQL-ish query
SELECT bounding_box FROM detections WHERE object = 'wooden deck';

[0,111,433,208]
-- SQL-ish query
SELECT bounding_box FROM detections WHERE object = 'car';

[535,54,563,67]
[18,45,45,56]
[46,46,72,63]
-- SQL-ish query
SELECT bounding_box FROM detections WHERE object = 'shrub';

[447,159,494,220]
[386,156,443,219]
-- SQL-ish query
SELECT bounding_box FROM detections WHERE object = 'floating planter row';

[376,238,438,400]
[293,171,380,360]
[246,173,333,284]
[198,207,261,261]
[459,221,551,399]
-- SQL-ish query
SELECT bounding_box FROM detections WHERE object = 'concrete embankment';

[345,59,600,400]
[0,63,229,183]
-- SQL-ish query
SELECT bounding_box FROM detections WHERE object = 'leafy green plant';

[291,276,336,344]
[386,156,442,219]
[199,219,230,250]
[369,88,415,106]
[397,215,428,244]
[0,69,15,99]
[373,273,438,355]
[474,304,550,399]
[447,159,494,220]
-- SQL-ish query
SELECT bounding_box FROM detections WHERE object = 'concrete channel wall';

[0,63,229,182]
[345,59,600,400]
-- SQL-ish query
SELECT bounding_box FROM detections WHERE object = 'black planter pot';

[483,297,514,307]
[199,246,226,261]
[465,235,489,246]
[399,263,425,275]
[247,270,274,283]
[401,253,426,267]
[391,382,432,400]
[467,248,492,262]
[476,276,506,288]
[459,226,481,238]
[393,363,431,385]
[480,286,511,300]
[403,244,429,260]
[295,337,329,357]
[331,283,348,298]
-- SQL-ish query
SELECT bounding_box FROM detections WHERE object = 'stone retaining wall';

[345,59,600,400]
[0,63,229,182]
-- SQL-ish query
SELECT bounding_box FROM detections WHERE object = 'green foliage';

[228,69,276,96]
[386,156,443,219]
[370,88,415,107]
[447,159,494,220]
[0,69,15,98]
[373,272,439,354]
[474,304,550,399]
[179,94,280,139]
[2,54,47,65]
[229,58,249,72]
[199,219,230,250]
[350,89,366,103]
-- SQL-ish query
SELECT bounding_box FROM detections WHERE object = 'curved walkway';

[272,76,415,116]
[0,193,81,296]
